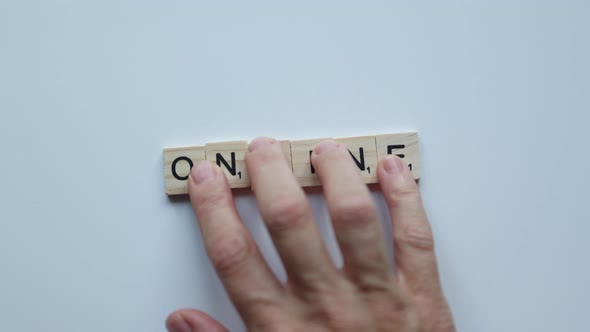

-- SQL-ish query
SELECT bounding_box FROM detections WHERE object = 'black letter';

[309,150,315,174]
[387,144,405,158]
[349,147,366,171]
[171,156,193,181]
[216,152,237,176]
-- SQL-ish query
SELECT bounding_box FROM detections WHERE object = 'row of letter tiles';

[163,132,420,195]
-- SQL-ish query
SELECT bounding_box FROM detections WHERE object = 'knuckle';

[249,320,291,332]
[197,188,229,214]
[365,292,412,322]
[395,223,435,251]
[264,195,309,233]
[297,278,374,330]
[387,184,422,208]
[331,196,376,226]
[313,303,371,330]
[246,142,285,168]
[208,231,252,277]
[354,274,397,294]
[233,294,284,323]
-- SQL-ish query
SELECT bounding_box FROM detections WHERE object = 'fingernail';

[191,161,214,185]
[167,313,191,332]
[315,140,340,155]
[248,136,276,152]
[383,155,404,174]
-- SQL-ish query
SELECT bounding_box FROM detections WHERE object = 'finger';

[311,140,392,289]
[188,161,284,322]
[166,309,228,332]
[377,155,442,295]
[245,137,337,287]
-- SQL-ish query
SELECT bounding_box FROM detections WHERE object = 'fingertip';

[313,139,340,155]
[378,155,415,184]
[380,155,405,174]
[188,161,231,215]
[248,136,277,152]
[166,311,192,332]
[189,160,217,187]
[166,309,228,332]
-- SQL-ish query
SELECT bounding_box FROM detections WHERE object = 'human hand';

[166,137,455,332]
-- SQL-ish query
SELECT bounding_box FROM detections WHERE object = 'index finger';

[188,161,284,322]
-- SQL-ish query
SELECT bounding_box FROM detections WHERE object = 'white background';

[1,1,589,331]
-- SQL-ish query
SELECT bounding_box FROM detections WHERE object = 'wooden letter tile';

[279,140,293,170]
[164,132,421,195]
[375,132,420,179]
[290,138,330,187]
[335,136,378,184]
[206,141,250,188]
[163,146,206,195]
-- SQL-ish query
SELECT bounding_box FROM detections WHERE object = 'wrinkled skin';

[166,138,455,332]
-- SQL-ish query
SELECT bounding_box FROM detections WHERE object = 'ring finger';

[311,140,392,289]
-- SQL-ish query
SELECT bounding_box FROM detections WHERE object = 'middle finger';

[245,137,338,287]
[311,139,392,289]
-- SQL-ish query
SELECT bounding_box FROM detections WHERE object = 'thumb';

[166,308,229,332]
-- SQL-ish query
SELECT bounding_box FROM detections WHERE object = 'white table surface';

[1,1,589,331]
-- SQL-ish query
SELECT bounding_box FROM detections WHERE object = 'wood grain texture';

[335,136,378,184]
[163,146,206,195]
[375,132,421,179]
[279,140,293,171]
[205,141,250,188]
[163,133,421,195]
